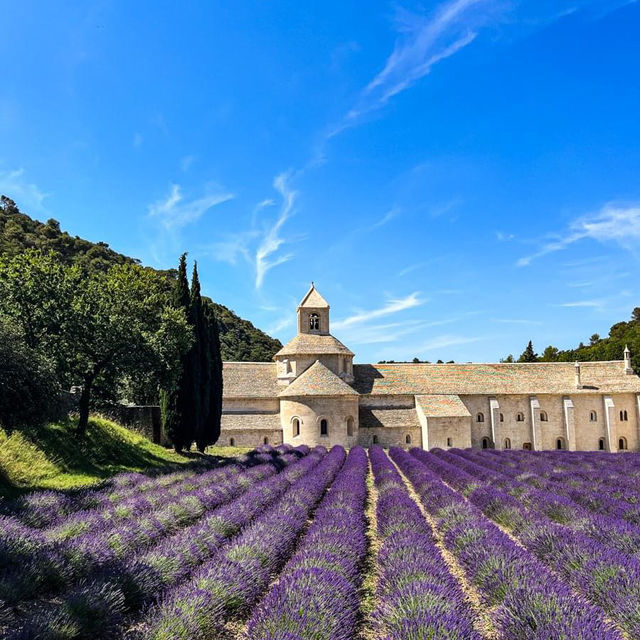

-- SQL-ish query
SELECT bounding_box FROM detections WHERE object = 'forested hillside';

[0,196,282,362]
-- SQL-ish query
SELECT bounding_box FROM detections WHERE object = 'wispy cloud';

[148,184,234,230]
[556,300,605,309]
[496,231,515,241]
[326,0,497,140]
[333,292,425,329]
[491,317,543,325]
[372,206,401,229]
[415,333,485,351]
[0,168,49,213]
[517,203,640,267]
[255,173,297,289]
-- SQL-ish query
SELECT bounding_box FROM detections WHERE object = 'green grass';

[0,417,250,498]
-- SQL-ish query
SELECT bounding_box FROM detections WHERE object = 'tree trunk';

[76,377,93,436]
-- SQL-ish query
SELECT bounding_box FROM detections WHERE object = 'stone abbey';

[221,284,640,451]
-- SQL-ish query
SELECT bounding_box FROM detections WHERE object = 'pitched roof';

[275,333,354,358]
[416,394,471,418]
[279,360,359,398]
[298,284,329,308]
[223,362,280,398]
[353,361,640,396]
[221,412,281,431]
[359,406,418,428]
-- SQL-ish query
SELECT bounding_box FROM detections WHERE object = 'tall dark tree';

[204,299,223,449]
[518,340,539,363]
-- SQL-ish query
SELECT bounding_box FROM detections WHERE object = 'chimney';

[574,361,582,389]
[624,345,633,375]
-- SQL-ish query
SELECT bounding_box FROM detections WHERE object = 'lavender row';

[135,445,346,640]
[0,449,306,604]
[246,446,368,640]
[432,448,640,559]
[417,449,640,636]
[5,444,294,529]
[9,447,326,640]
[391,447,621,639]
[369,446,481,640]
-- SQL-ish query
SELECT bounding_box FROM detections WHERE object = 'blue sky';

[2,0,640,363]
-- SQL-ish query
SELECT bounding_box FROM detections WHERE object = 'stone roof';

[279,360,359,398]
[416,394,471,418]
[221,412,281,431]
[359,406,418,429]
[275,333,354,358]
[223,362,280,398]
[299,284,329,308]
[353,361,640,396]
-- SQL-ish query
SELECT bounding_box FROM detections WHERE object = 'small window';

[229,437,235,446]
[504,438,511,450]
[477,413,485,423]
[292,418,300,438]
[556,438,565,450]
[309,313,320,331]
[540,411,548,422]
[346,417,354,437]
[590,411,597,422]
[320,419,328,436]
[405,434,411,445]
[619,437,628,451]
[598,437,605,450]
[499,413,504,422]
[263,437,269,445]
[372,435,379,444]
[481,437,490,449]
[620,410,629,422]
[516,412,525,422]
[523,442,532,450]
[446,437,452,447]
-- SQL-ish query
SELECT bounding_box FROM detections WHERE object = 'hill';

[0,196,282,362]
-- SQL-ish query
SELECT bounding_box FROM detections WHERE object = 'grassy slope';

[0,417,249,498]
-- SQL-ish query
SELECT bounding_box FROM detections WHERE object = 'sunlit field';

[1,444,638,639]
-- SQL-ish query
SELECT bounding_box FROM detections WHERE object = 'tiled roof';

[353,361,640,395]
[299,284,329,308]
[279,360,359,397]
[359,406,418,428]
[416,394,471,418]
[221,412,281,431]
[275,333,354,357]
[223,362,280,398]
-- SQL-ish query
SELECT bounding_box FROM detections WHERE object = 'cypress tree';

[518,340,538,363]
[190,263,208,452]
[162,253,193,452]
[204,300,223,448]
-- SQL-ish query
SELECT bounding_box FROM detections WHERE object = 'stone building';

[221,284,640,451]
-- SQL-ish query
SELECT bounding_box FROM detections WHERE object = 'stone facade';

[221,284,640,451]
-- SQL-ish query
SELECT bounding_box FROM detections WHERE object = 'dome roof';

[274,332,354,358]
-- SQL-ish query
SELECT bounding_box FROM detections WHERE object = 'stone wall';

[219,428,283,448]
[97,404,163,444]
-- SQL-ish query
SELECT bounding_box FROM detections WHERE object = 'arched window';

[619,437,628,451]
[405,434,411,445]
[263,437,269,445]
[540,411,548,422]
[499,413,504,422]
[590,411,597,422]
[320,419,328,436]
[447,437,452,447]
[346,417,354,437]
[229,437,235,446]
[598,437,605,450]
[477,413,485,423]
[556,438,565,450]
[481,437,490,449]
[309,313,320,331]
[516,412,525,422]
[372,435,379,444]
[504,438,511,450]
[620,410,629,421]
[292,418,300,438]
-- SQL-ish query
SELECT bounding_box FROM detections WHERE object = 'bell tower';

[297,282,330,335]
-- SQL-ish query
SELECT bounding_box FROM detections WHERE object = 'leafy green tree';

[518,341,538,363]
[0,250,191,435]
[0,318,61,429]
[500,354,515,363]
[589,333,601,345]
[540,345,559,362]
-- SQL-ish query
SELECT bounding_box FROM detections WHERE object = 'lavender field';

[1,444,639,639]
